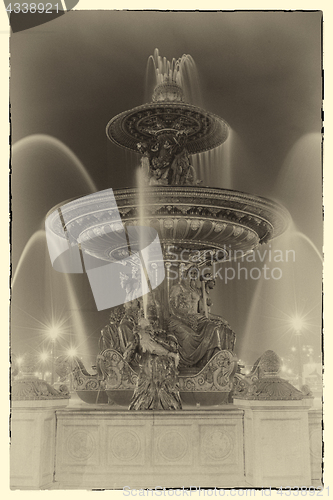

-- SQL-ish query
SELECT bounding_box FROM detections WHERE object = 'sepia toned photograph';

[10,8,323,490]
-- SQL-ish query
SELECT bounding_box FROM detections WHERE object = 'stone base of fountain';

[50,402,314,489]
[11,350,321,489]
[54,407,246,489]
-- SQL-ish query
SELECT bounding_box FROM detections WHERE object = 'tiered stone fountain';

[45,55,290,410]
[12,52,319,490]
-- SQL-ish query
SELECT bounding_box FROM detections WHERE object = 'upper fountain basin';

[106,101,229,155]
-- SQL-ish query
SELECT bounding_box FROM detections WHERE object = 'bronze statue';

[137,130,194,186]
[128,318,182,410]
[168,272,236,370]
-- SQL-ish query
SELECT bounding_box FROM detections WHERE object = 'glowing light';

[66,347,78,358]
[291,346,296,352]
[48,325,61,340]
[290,315,304,332]
[16,356,23,366]
[39,352,49,362]
[281,365,287,372]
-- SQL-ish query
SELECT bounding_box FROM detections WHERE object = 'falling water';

[135,166,149,318]
[239,224,322,365]
[12,134,98,193]
[237,132,322,365]
[62,273,92,365]
[11,228,92,365]
[192,130,234,189]
[12,229,46,287]
[144,49,233,189]
[290,229,322,263]
[145,48,203,106]
[12,134,98,365]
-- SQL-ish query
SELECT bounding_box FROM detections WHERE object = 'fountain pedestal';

[234,399,313,487]
[54,407,245,489]
[11,399,69,489]
[10,354,71,489]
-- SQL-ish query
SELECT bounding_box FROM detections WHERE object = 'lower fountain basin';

[104,390,231,407]
[180,391,230,406]
[46,186,290,263]
[76,390,109,405]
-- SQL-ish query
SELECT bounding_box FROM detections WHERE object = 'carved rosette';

[67,430,96,460]
[202,430,233,461]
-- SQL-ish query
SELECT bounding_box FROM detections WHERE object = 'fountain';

[44,51,290,410]
[41,53,289,409]
[12,50,322,490]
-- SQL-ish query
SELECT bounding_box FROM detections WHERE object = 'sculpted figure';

[129,318,182,410]
[170,149,196,185]
[168,272,236,370]
[198,273,236,352]
[137,130,189,186]
[98,271,141,359]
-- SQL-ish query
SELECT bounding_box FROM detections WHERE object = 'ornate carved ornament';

[70,357,105,392]
[106,102,229,155]
[179,350,238,393]
[97,349,138,391]
[89,349,238,399]
[46,187,289,264]
[234,350,305,401]
[12,377,70,400]
[245,377,304,401]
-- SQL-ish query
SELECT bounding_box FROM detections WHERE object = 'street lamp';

[39,351,49,380]
[66,347,78,391]
[48,325,60,385]
[291,315,304,389]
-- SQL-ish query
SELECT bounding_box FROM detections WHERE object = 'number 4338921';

[6,3,61,13]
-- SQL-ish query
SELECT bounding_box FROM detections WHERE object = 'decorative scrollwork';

[71,357,104,393]
[179,350,237,393]
[232,373,251,398]
[85,379,100,391]
[97,349,138,391]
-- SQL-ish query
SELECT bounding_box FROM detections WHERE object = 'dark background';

[10,11,322,373]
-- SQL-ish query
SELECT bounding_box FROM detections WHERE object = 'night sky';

[10,11,322,373]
